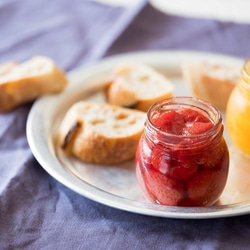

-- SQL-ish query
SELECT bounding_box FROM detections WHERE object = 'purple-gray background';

[1,0,250,249]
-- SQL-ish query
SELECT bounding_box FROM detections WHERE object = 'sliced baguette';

[0,56,68,112]
[107,63,174,112]
[0,62,17,75]
[58,101,146,165]
[182,62,241,110]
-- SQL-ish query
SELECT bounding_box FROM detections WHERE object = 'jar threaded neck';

[144,97,223,149]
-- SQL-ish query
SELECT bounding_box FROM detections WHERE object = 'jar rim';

[146,96,223,144]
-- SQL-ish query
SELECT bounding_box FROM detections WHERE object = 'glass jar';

[136,97,229,207]
[226,59,250,156]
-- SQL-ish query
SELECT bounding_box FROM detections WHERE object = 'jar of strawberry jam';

[136,97,229,207]
[226,59,250,156]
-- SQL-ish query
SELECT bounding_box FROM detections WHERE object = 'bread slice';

[182,62,241,110]
[0,62,17,75]
[0,56,68,112]
[107,63,174,112]
[58,101,146,165]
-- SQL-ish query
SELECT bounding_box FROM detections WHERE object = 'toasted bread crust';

[134,91,173,112]
[72,129,142,164]
[199,75,236,109]
[0,57,67,112]
[182,63,240,110]
[58,101,146,165]
[107,81,137,108]
[107,63,174,112]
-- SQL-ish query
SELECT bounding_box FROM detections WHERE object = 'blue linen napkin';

[1,1,250,249]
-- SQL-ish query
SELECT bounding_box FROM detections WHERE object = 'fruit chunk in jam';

[151,109,213,135]
[136,106,229,207]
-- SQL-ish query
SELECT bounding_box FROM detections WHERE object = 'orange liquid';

[226,78,250,156]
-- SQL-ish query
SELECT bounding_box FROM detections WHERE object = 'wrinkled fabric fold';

[1,1,250,249]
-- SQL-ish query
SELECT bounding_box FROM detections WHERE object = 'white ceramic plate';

[150,0,250,24]
[27,50,250,219]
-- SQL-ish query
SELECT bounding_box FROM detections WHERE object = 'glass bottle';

[226,59,250,156]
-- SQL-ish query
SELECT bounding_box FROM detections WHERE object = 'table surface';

[1,1,250,249]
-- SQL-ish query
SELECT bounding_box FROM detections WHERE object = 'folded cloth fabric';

[1,1,250,249]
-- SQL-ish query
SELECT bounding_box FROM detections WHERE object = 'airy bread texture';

[182,62,241,110]
[0,56,68,112]
[107,63,174,112]
[58,101,146,165]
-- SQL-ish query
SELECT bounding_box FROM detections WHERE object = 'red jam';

[136,97,229,207]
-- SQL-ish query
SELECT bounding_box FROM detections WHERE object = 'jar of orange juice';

[226,59,250,156]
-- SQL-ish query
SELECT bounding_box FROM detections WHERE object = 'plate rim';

[26,49,250,219]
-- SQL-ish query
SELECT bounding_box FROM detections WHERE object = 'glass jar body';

[135,97,229,207]
[226,63,250,156]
